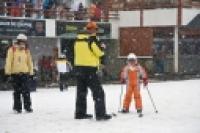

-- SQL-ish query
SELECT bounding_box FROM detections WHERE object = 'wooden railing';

[108,0,199,11]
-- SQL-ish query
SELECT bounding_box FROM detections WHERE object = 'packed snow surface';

[0,79,200,133]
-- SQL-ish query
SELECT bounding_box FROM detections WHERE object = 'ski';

[111,112,117,117]
[138,113,143,117]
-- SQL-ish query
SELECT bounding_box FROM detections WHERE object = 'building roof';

[187,14,200,28]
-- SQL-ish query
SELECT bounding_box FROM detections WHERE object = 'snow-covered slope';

[0,79,200,133]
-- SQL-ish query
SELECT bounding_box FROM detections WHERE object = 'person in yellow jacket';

[5,33,34,113]
[74,21,112,121]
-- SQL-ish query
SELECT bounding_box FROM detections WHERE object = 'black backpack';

[62,39,76,66]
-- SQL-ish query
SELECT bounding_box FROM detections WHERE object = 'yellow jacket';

[74,34,104,67]
[5,45,34,75]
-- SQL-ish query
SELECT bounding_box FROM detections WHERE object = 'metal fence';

[0,2,119,21]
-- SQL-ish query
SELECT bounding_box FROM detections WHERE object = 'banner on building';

[56,21,111,39]
[0,18,46,36]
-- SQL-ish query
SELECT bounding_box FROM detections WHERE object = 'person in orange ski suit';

[120,53,148,115]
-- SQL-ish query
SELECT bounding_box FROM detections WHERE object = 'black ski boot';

[96,114,112,121]
[14,109,22,114]
[137,109,143,117]
[25,108,33,113]
[120,109,129,113]
[75,114,93,119]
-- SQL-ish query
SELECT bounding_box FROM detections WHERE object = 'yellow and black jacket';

[74,34,104,68]
[5,45,34,75]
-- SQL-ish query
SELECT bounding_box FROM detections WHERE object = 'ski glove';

[29,75,37,81]
[120,78,126,84]
[143,78,148,86]
[7,76,12,83]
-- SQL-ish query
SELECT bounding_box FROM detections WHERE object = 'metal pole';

[22,3,26,18]
[118,84,124,111]
[174,26,179,73]
[4,2,7,17]
[146,86,158,113]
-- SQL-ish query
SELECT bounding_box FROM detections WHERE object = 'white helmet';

[127,53,137,60]
[17,33,27,40]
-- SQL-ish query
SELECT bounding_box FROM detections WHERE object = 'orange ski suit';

[122,64,148,111]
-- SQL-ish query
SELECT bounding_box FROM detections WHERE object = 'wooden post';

[140,0,144,27]
[177,0,182,26]
[102,0,110,22]
[174,0,183,73]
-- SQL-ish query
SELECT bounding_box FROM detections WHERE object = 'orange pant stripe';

[123,84,142,110]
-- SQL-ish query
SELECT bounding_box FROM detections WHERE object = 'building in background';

[0,0,200,88]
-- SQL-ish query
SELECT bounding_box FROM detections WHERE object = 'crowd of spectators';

[179,40,200,55]
[0,0,104,21]
[38,55,57,85]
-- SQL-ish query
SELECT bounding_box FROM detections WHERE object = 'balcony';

[0,2,119,21]
[107,0,199,10]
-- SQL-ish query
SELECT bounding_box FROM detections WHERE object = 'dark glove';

[29,75,34,81]
[7,75,12,83]
[33,75,37,80]
[30,75,38,80]
[120,78,126,84]
[100,55,106,65]
[143,78,148,87]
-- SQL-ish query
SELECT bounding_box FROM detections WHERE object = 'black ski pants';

[75,67,106,117]
[12,74,32,111]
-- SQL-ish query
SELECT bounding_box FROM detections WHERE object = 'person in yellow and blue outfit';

[74,21,112,121]
[5,34,34,113]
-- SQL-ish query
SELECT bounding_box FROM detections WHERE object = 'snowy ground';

[0,79,200,133]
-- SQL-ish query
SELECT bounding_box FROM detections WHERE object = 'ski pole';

[146,86,158,113]
[118,84,124,111]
